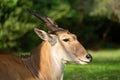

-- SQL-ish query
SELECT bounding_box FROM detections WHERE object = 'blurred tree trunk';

[102,24,111,42]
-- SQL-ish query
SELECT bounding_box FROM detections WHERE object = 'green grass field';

[64,49,120,80]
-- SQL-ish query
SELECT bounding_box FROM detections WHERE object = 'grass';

[64,49,120,80]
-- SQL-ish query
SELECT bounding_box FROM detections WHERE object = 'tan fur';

[0,42,52,80]
[0,31,91,80]
[0,53,34,80]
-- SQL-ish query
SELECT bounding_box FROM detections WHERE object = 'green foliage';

[0,0,35,50]
[90,0,120,22]
[0,0,77,51]
[0,0,120,52]
[90,0,114,18]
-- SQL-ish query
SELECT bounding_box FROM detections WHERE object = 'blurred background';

[0,0,120,80]
[0,0,120,52]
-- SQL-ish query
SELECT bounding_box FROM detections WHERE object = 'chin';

[77,61,89,65]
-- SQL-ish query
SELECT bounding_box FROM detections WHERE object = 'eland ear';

[34,28,57,45]
[34,28,49,40]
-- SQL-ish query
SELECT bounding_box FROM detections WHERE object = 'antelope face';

[56,30,92,64]
[28,9,92,64]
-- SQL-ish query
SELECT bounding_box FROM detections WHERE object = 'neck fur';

[28,41,64,80]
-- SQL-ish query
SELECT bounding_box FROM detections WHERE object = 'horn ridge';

[27,9,63,32]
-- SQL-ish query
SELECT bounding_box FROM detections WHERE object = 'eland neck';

[28,41,64,80]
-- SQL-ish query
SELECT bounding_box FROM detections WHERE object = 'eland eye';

[63,38,69,42]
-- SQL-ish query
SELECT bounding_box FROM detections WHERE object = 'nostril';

[86,54,92,61]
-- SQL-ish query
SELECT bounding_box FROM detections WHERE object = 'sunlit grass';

[64,49,120,80]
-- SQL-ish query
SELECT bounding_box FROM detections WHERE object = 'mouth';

[65,58,91,64]
[77,58,91,64]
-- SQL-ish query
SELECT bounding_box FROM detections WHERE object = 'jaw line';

[62,59,89,65]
